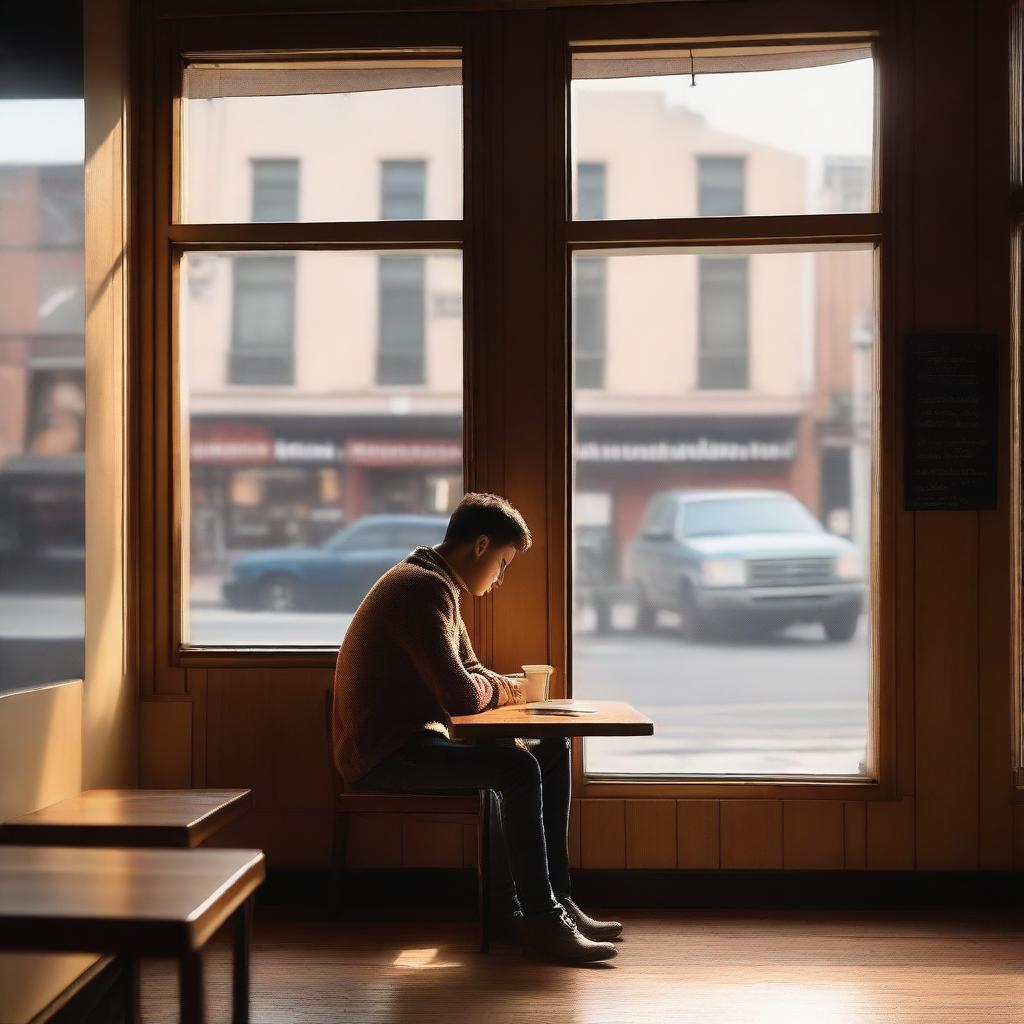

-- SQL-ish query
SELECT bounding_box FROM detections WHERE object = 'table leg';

[179,950,205,1024]
[478,788,491,954]
[232,895,254,1023]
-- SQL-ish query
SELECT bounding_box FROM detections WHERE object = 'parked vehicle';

[574,523,621,633]
[222,513,448,611]
[628,489,865,642]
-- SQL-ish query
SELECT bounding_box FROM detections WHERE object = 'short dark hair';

[444,492,532,550]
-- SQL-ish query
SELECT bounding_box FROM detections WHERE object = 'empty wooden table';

[0,845,265,1024]
[0,789,252,849]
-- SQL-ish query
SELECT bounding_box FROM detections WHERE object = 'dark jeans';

[354,730,572,917]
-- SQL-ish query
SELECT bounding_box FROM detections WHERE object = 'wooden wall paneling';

[271,673,334,814]
[782,801,844,870]
[562,0,884,44]
[491,10,553,676]
[205,670,275,809]
[402,820,467,869]
[624,799,677,869]
[347,814,404,870]
[844,801,867,870]
[205,811,331,867]
[975,0,1015,871]
[568,798,581,869]
[205,670,332,825]
[677,800,719,869]
[866,797,915,869]
[83,0,136,788]
[719,800,783,870]
[580,799,626,868]
[186,669,207,787]
[462,12,498,669]
[911,0,980,871]
[139,699,192,788]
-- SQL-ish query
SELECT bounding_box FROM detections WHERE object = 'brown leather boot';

[521,905,618,964]
[559,897,623,940]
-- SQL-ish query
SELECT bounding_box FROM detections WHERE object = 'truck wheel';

[679,581,707,642]
[258,574,303,612]
[822,607,859,642]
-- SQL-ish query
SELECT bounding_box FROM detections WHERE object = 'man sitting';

[332,492,621,963]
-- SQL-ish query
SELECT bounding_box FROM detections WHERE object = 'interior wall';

[82,0,135,788]
[0,682,83,821]
[136,0,1023,873]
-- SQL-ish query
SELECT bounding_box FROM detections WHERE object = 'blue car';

[628,489,866,642]
[222,513,449,612]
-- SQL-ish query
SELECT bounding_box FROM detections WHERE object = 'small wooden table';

[449,699,654,740]
[449,699,653,951]
[0,845,265,1024]
[0,789,252,849]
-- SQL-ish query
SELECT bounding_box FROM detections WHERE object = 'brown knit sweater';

[332,545,525,785]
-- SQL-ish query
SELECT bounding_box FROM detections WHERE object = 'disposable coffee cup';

[521,664,554,703]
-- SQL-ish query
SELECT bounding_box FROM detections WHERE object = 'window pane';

[252,159,299,222]
[571,246,875,776]
[181,250,463,646]
[571,47,874,219]
[183,60,462,223]
[0,100,86,694]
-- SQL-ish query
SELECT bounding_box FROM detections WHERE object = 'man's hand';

[493,674,526,707]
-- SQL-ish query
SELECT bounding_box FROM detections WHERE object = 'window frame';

[553,1,897,799]
[142,13,473,671]
[138,1,901,801]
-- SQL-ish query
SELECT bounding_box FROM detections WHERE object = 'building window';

[698,256,749,389]
[575,257,606,389]
[575,164,607,389]
[381,160,426,220]
[697,156,746,217]
[378,161,427,384]
[251,159,300,222]
[577,161,606,220]
[229,255,296,385]
[822,156,871,214]
[377,255,425,385]
[696,158,747,389]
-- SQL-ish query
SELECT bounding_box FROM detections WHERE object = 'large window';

[0,100,86,694]
[570,42,877,777]
[179,57,464,649]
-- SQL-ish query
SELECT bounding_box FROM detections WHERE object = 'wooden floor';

[140,909,1024,1022]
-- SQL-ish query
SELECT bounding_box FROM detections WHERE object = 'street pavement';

[1,591,868,776]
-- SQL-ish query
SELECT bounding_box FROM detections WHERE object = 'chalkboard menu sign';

[903,333,997,511]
